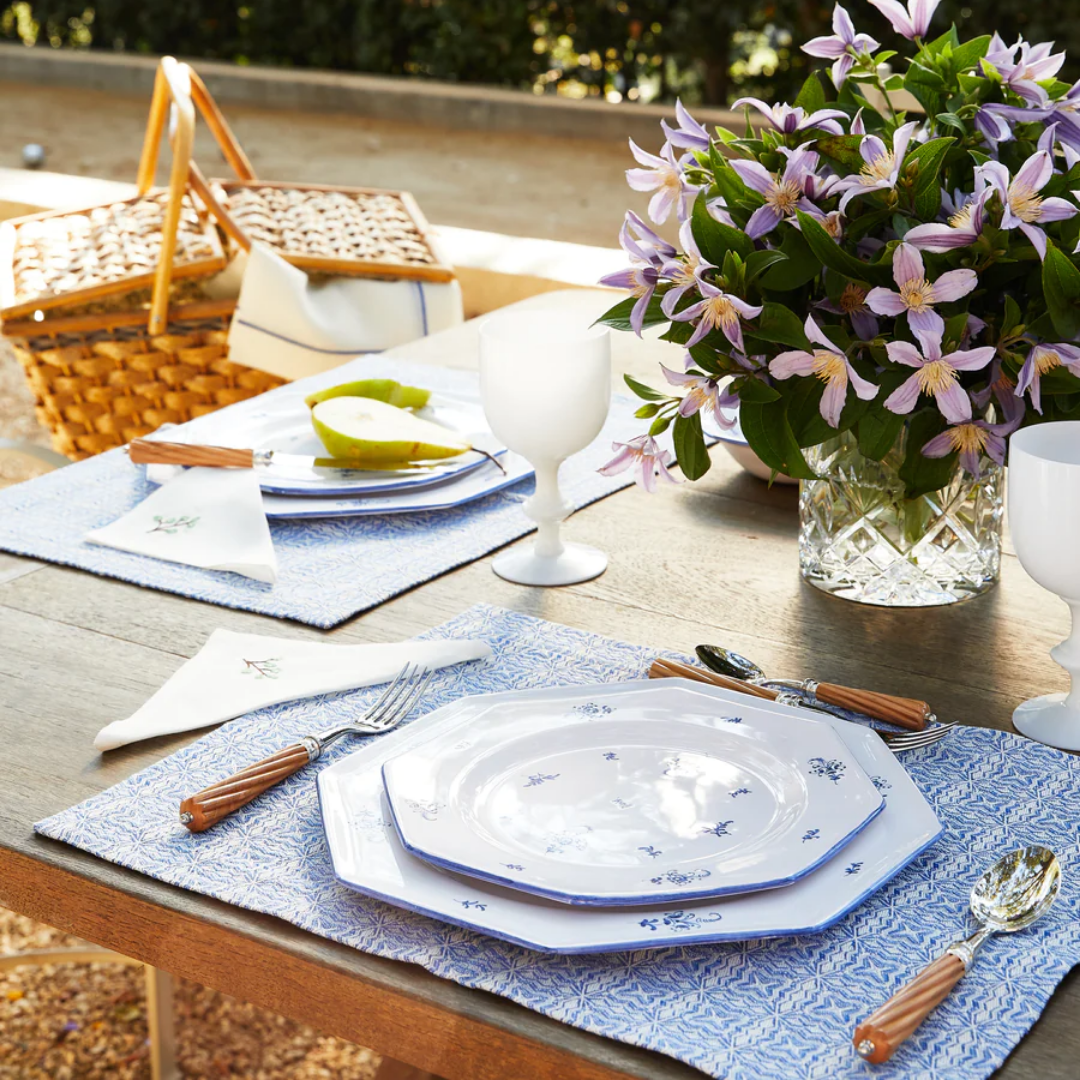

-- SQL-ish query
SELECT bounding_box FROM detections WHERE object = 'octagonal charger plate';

[318,681,940,952]
[379,681,884,906]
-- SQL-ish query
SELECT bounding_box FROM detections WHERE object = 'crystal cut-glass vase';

[799,431,1003,607]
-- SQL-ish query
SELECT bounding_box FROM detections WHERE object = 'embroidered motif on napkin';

[85,466,277,584]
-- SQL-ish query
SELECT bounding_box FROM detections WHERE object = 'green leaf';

[904,62,946,115]
[898,411,958,499]
[1000,295,1023,338]
[926,25,960,54]
[738,399,816,480]
[634,402,662,419]
[760,228,821,291]
[1042,241,1080,339]
[794,71,826,115]
[813,134,865,174]
[935,112,966,133]
[745,247,788,285]
[595,294,667,333]
[950,34,991,72]
[855,369,909,459]
[710,144,753,208]
[649,413,673,437]
[754,302,811,349]
[943,312,970,349]
[904,136,954,219]
[672,411,711,481]
[735,375,781,403]
[691,191,753,267]
[795,210,890,286]
[623,373,666,402]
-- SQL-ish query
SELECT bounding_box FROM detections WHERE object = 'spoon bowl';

[696,644,763,681]
[971,844,1061,934]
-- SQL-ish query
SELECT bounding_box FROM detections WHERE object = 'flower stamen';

[811,350,849,384]
[899,277,934,312]
[860,151,895,186]
[1008,183,1044,223]
[947,423,990,456]
[839,283,868,314]
[767,178,802,215]
[916,359,959,395]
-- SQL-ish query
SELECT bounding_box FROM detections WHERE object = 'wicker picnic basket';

[1,58,454,460]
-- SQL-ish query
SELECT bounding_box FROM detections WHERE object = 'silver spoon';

[854,845,1061,1063]
[695,643,935,730]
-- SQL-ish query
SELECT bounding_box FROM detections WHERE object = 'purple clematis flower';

[731,98,847,136]
[817,282,879,340]
[598,263,661,336]
[801,4,880,88]
[661,364,738,429]
[769,316,879,427]
[599,435,681,492]
[973,358,1026,428]
[866,242,978,336]
[974,105,1013,148]
[618,210,677,265]
[1015,342,1080,413]
[835,121,920,212]
[982,34,1066,104]
[730,146,831,239]
[671,279,763,353]
[661,99,711,153]
[868,0,941,40]
[904,185,991,251]
[660,219,716,318]
[626,140,700,225]
[1038,123,1080,173]
[882,328,994,423]
[977,151,1079,260]
[922,419,1013,477]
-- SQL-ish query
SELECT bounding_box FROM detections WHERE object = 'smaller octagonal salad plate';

[379,681,884,906]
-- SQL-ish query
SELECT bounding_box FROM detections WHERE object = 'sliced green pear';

[304,378,431,410]
[311,397,470,465]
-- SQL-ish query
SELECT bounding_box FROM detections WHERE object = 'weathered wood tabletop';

[0,290,1074,1080]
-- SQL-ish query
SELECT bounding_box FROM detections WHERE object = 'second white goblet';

[479,310,611,586]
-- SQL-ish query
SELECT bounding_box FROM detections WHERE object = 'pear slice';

[311,397,471,465]
[304,378,431,410]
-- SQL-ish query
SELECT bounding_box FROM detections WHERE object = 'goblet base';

[493,542,607,587]
[1012,693,1080,751]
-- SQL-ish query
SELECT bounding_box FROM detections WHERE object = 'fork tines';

[884,721,958,753]
[365,662,434,730]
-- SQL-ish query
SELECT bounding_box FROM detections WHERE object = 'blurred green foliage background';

[2,0,1077,106]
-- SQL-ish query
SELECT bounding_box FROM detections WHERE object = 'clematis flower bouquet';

[598,0,1080,498]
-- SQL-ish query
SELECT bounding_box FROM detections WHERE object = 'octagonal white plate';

[380,683,883,906]
[177,390,504,497]
[318,681,940,952]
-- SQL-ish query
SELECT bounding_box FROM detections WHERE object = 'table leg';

[374,1057,446,1080]
[145,964,180,1080]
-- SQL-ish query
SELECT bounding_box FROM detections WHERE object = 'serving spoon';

[696,643,933,730]
[854,845,1061,1063]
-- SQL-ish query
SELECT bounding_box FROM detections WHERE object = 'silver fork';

[879,721,958,754]
[180,662,434,832]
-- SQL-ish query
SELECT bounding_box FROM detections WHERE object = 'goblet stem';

[1054,599,1080,710]
[525,460,569,559]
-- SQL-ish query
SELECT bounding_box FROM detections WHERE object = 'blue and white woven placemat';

[36,604,1080,1080]
[0,358,642,628]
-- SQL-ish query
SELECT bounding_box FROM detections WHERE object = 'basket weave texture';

[13,319,284,460]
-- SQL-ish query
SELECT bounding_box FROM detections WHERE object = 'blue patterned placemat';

[0,357,642,628]
[36,604,1080,1080]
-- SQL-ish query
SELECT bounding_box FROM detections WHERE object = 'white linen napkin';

[86,466,277,583]
[94,629,492,751]
[227,243,464,381]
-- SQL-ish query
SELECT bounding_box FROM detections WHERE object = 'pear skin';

[304,379,431,410]
[311,397,470,465]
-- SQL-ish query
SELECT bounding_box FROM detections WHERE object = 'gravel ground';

[0,908,381,1079]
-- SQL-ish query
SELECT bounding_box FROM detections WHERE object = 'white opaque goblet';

[1009,421,1080,749]
[479,310,611,586]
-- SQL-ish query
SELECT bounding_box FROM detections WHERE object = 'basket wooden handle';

[180,742,314,832]
[854,952,966,1063]
[129,439,255,468]
[649,658,778,700]
[813,683,931,731]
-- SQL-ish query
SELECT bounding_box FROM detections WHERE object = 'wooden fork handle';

[813,683,931,731]
[649,658,778,700]
[129,439,255,468]
[854,952,966,1063]
[180,740,316,832]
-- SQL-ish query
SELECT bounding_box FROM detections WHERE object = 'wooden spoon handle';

[813,683,931,731]
[129,439,256,468]
[179,742,315,832]
[649,658,778,700]
[854,952,966,1064]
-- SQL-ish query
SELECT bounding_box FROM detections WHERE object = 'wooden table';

[0,290,1075,1080]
